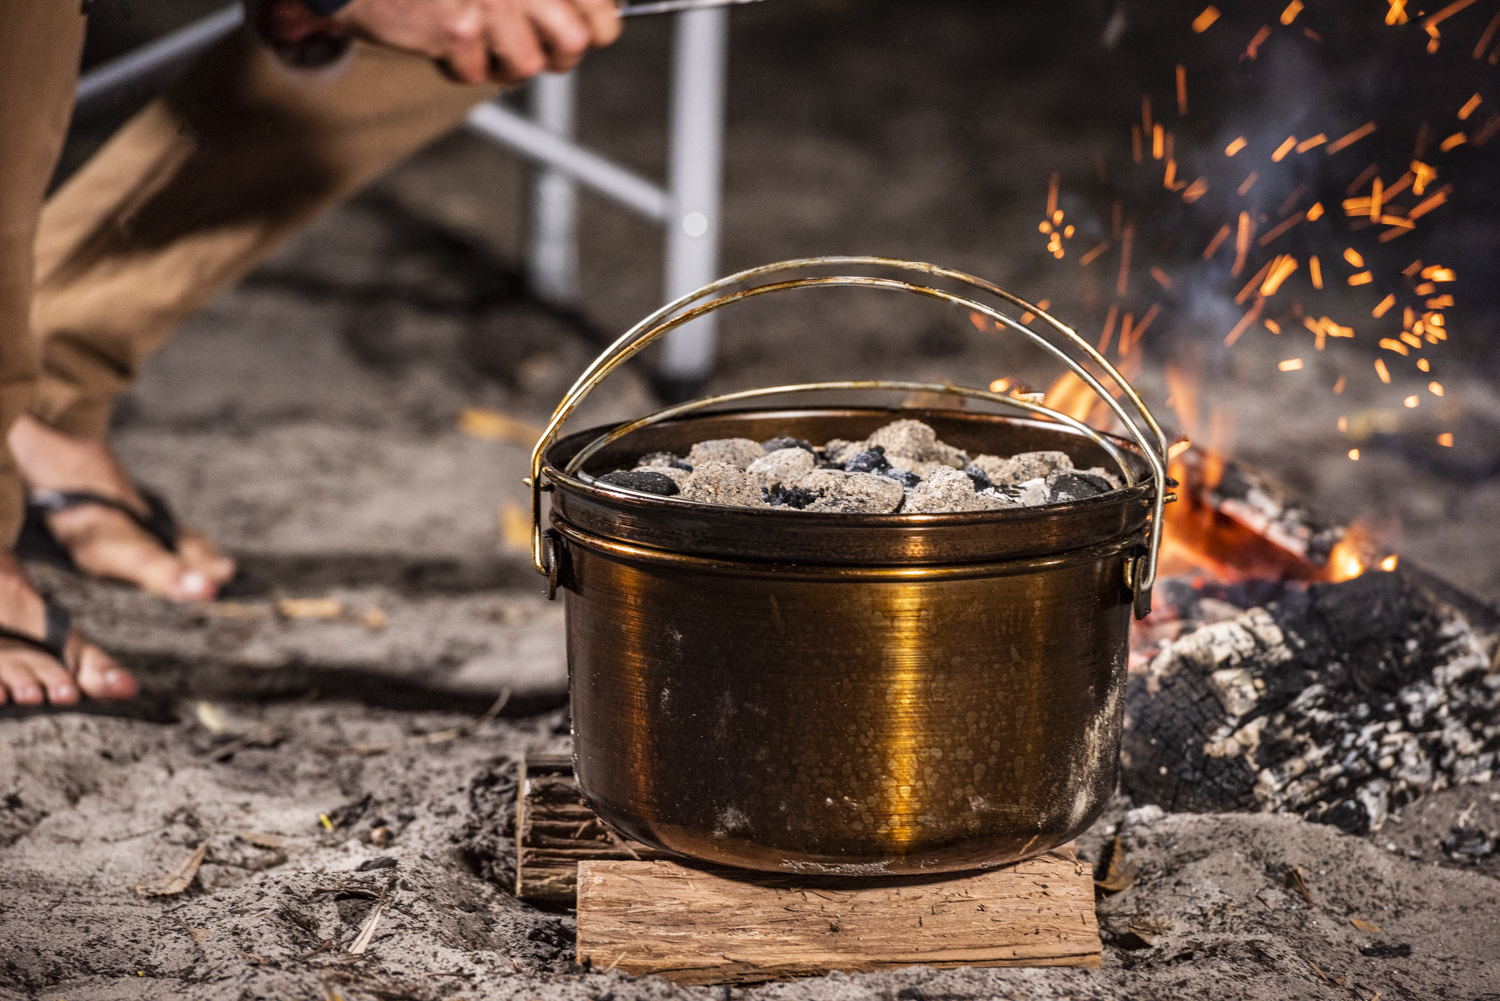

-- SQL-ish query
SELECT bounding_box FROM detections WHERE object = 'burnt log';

[1122,568,1500,834]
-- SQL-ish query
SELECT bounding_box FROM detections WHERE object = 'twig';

[348,884,389,955]
[333,691,511,756]
[313,884,381,899]
[174,916,211,945]
[296,939,335,961]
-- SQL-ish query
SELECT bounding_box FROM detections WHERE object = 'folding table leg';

[659,6,729,399]
[527,70,580,305]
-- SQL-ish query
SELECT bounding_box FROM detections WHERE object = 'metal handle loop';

[530,258,1169,616]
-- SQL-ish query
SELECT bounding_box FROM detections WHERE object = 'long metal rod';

[622,0,768,15]
[467,103,671,221]
[74,3,244,117]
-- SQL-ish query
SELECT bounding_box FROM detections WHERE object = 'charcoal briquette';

[1442,825,1495,857]
[629,419,1116,513]
[761,436,814,453]
[767,485,819,509]
[844,446,891,474]
[598,470,681,496]
[1047,471,1111,503]
[964,465,995,492]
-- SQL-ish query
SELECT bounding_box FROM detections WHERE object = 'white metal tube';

[466,102,671,222]
[527,72,580,303]
[75,4,244,116]
[659,6,729,385]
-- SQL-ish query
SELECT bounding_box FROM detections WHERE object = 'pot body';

[548,408,1147,874]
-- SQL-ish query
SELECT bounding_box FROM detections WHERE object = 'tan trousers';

[0,2,88,545]
[3,17,497,544]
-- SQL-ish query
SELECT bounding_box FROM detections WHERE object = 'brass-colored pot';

[529,259,1169,875]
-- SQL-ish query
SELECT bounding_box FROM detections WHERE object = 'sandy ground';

[4,1,1499,997]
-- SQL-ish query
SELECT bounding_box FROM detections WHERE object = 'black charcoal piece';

[767,485,819,509]
[1360,943,1413,959]
[1047,472,1112,503]
[1442,826,1495,857]
[761,436,814,453]
[884,468,923,489]
[598,470,680,496]
[963,465,995,492]
[844,446,891,474]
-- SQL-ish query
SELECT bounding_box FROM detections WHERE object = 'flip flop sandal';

[0,597,71,666]
[15,487,181,572]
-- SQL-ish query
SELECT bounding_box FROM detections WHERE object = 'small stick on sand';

[348,886,388,955]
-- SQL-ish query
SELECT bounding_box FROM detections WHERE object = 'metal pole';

[75,3,244,118]
[659,6,729,395]
[527,72,581,304]
[466,103,669,221]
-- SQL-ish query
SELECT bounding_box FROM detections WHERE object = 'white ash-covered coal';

[595,419,1123,514]
[1122,568,1500,843]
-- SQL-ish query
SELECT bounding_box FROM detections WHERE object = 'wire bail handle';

[530,257,1171,617]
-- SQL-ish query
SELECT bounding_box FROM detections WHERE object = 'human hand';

[335,0,622,84]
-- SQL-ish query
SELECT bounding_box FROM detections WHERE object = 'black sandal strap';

[29,488,179,553]
[0,599,71,666]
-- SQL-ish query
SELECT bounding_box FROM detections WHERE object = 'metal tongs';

[620,0,772,16]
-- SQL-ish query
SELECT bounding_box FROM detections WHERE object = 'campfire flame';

[1029,361,1396,587]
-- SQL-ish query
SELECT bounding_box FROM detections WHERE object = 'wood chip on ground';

[134,843,208,896]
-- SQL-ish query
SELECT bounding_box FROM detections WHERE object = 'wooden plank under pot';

[515,754,1103,983]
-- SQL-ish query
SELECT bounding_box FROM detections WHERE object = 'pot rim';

[544,406,1155,569]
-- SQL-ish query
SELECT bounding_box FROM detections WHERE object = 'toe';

[71,637,137,701]
[27,654,80,705]
[121,545,204,602]
[178,529,237,587]
[0,657,46,705]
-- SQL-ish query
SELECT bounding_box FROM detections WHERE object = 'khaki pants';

[1,11,497,544]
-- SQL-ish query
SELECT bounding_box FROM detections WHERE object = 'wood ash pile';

[1121,567,1500,848]
[594,419,1123,513]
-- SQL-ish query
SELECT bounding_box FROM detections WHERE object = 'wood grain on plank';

[514,755,665,903]
[576,857,1102,984]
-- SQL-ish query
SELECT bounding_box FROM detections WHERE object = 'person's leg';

[0,2,134,704]
[20,29,498,600]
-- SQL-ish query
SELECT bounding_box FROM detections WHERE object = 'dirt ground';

[4,1,1499,998]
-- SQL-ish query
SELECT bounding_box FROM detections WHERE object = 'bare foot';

[0,553,136,705]
[8,415,236,602]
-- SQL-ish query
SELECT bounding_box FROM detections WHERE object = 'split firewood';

[513,755,667,904]
[576,857,1102,985]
